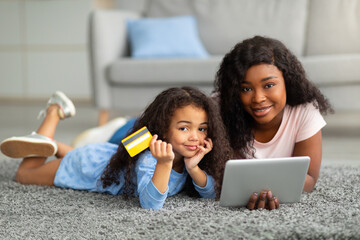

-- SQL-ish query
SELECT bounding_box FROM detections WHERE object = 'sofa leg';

[98,109,109,126]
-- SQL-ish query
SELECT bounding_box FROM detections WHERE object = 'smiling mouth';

[185,145,198,151]
[252,106,272,117]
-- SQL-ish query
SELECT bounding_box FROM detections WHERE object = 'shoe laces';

[37,105,65,120]
[37,109,46,119]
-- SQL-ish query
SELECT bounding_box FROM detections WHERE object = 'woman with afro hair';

[214,36,333,210]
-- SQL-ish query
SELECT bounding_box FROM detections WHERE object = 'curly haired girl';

[214,36,333,210]
[1,87,232,210]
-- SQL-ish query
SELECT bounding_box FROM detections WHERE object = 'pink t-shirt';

[253,103,326,158]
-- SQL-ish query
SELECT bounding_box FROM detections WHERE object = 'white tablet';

[220,156,310,207]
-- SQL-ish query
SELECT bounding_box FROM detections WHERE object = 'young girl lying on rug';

[0,87,232,210]
[214,36,333,210]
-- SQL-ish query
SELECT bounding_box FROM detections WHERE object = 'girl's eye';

[265,83,275,89]
[199,127,207,132]
[241,87,252,92]
[179,127,188,131]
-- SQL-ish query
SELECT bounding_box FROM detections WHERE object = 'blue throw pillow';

[126,15,209,59]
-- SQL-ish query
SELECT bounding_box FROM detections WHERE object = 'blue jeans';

[108,117,137,145]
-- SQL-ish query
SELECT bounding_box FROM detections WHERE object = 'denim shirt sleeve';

[193,172,216,199]
[136,151,169,210]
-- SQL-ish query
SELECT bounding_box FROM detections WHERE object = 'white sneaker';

[38,91,76,120]
[72,117,128,148]
[0,132,58,158]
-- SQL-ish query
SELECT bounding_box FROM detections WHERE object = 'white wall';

[0,0,94,100]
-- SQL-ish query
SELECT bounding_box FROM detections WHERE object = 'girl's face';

[240,64,287,129]
[166,104,208,162]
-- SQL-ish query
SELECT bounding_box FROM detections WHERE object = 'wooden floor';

[1,102,360,166]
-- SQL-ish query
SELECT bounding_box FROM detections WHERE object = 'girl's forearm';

[187,166,207,187]
[152,162,173,193]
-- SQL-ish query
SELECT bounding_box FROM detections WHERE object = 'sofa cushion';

[110,86,215,113]
[126,15,209,58]
[146,0,308,56]
[107,56,223,85]
[306,0,360,56]
[300,54,360,86]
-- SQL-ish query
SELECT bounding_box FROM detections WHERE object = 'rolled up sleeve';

[139,180,168,210]
[193,173,216,199]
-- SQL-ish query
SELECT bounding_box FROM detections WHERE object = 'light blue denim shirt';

[54,143,216,210]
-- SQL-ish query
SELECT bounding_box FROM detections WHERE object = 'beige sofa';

[89,0,360,124]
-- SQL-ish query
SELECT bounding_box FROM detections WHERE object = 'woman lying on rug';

[0,87,232,210]
[214,36,333,210]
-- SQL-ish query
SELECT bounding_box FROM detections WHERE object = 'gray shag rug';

[0,158,359,240]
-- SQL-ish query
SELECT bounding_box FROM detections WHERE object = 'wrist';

[187,166,207,188]
[156,161,173,170]
[186,164,200,175]
[152,161,173,194]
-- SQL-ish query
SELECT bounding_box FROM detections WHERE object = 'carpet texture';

[0,158,359,239]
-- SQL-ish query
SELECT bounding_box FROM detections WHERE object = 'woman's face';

[239,64,287,129]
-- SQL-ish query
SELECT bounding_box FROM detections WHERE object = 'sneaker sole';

[0,139,56,158]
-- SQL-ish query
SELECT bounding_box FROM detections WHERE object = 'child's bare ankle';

[46,105,60,117]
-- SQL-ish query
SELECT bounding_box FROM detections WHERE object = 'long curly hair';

[214,36,333,157]
[101,86,232,199]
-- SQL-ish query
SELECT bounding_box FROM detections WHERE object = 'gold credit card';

[121,126,152,157]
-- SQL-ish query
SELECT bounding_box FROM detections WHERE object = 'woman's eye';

[241,87,251,92]
[265,83,275,89]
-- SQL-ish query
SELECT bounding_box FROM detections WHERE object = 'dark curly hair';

[101,86,232,199]
[214,36,333,157]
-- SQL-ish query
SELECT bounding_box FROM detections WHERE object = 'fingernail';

[268,191,273,199]
[251,192,258,200]
[261,192,266,199]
